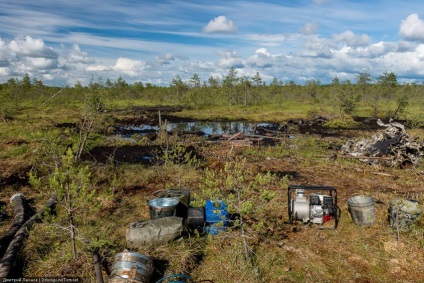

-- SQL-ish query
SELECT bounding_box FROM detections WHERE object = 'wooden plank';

[228,131,244,140]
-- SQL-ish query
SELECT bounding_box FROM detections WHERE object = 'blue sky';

[1,0,424,86]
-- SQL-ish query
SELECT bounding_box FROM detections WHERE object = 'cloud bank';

[1,1,424,86]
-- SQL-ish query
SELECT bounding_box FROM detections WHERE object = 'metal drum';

[109,251,154,283]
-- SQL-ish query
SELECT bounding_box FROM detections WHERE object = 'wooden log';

[227,131,244,141]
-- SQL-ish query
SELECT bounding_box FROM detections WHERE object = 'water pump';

[288,185,340,229]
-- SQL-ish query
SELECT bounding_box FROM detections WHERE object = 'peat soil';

[0,105,418,189]
[86,110,407,165]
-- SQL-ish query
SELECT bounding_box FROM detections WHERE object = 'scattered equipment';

[186,206,205,228]
[348,195,375,226]
[148,198,179,220]
[126,216,183,248]
[109,251,154,283]
[205,200,229,235]
[388,198,422,231]
[153,189,191,219]
[288,185,340,229]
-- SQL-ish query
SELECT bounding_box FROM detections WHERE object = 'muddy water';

[119,121,279,137]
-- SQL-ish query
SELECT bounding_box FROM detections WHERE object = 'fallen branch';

[227,131,243,141]
[42,88,64,106]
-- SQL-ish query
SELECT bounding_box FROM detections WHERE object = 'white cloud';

[366,41,397,57]
[370,44,424,76]
[0,38,16,66]
[397,40,416,52]
[157,53,175,65]
[8,36,57,58]
[303,37,334,58]
[86,65,109,72]
[183,61,215,72]
[112,57,148,76]
[399,13,424,41]
[0,67,10,76]
[218,51,244,68]
[245,33,299,47]
[247,48,274,68]
[26,57,58,70]
[203,16,238,34]
[301,23,319,35]
[43,74,54,81]
[68,44,93,64]
[332,30,370,47]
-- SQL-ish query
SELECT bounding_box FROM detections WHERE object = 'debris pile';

[340,119,424,167]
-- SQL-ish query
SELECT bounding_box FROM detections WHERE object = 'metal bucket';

[348,196,375,226]
[389,198,422,231]
[148,198,179,220]
[109,251,154,283]
[153,189,190,219]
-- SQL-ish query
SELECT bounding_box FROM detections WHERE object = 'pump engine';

[288,185,340,229]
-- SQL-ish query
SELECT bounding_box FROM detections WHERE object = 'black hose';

[0,194,29,258]
[0,195,57,277]
[92,249,104,283]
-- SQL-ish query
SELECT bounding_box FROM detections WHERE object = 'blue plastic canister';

[205,200,229,235]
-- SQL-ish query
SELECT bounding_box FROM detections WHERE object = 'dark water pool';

[119,121,279,136]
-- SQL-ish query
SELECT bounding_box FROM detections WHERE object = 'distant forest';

[2,68,424,120]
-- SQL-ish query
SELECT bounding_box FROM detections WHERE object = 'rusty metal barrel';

[108,251,154,283]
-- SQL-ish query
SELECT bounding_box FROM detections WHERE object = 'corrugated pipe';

[92,248,104,283]
[0,195,57,278]
[0,193,30,259]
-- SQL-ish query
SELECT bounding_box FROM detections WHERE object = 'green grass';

[177,103,318,122]
[1,100,424,282]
